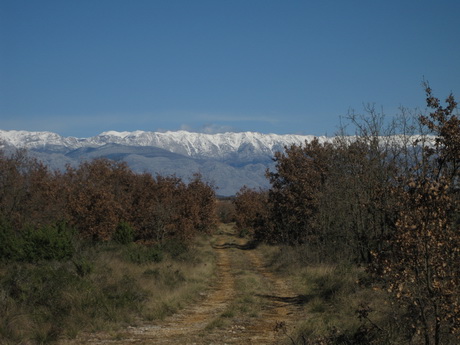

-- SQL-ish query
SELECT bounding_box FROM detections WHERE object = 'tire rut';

[63,227,305,345]
[218,237,303,345]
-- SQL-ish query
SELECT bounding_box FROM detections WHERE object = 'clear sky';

[1,0,459,137]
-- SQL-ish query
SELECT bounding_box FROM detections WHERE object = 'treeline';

[233,85,460,344]
[0,155,217,261]
[0,152,218,343]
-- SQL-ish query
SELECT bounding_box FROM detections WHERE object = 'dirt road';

[67,226,306,344]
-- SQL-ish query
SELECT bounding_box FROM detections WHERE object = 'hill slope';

[0,129,327,195]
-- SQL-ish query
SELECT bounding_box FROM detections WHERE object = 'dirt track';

[66,226,306,345]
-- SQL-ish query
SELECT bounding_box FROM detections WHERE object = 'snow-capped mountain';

[0,129,325,160]
[0,129,328,195]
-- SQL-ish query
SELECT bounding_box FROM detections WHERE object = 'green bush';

[123,243,163,264]
[161,239,189,259]
[0,219,25,261]
[23,223,75,262]
[0,221,75,263]
[3,264,78,306]
[0,259,149,343]
[1,263,84,341]
[112,222,135,244]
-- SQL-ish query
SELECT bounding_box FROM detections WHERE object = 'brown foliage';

[0,153,217,245]
[230,87,460,345]
[374,177,460,344]
[129,174,217,243]
[371,86,460,345]
[266,138,333,244]
[63,159,133,241]
[0,150,66,229]
[419,82,460,180]
[233,186,269,240]
[186,174,218,234]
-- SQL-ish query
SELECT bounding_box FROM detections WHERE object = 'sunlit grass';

[203,242,267,332]
[0,234,217,344]
[257,244,405,345]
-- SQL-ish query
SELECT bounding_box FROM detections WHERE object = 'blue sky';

[1,0,459,137]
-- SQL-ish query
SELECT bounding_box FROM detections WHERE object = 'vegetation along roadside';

[1,84,459,345]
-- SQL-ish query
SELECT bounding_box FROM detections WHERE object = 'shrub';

[0,219,25,261]
[0,258,150,342]
[112,222,135,244]
[0,221,75,263]
[123,243,163,264]
[161,239,189,260]
[23,223,75,262]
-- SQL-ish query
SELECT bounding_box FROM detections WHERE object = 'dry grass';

[0,234,217,344]
[140,239,216,320]
[257,244,405,345]
[204,238,267,331]
[204,272,265,332]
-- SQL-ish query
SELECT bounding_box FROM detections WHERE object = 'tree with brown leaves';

[372,86,460,345]
[233,186,269,241]
[266,138,333,244]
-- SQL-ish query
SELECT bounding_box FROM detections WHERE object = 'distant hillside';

[0,129,329,195]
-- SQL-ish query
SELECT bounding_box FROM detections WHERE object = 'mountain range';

[0,129,328,196]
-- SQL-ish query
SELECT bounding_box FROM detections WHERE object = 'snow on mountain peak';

[0,129,335,195]
[0,129,327,159]
[0,129,84,149]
